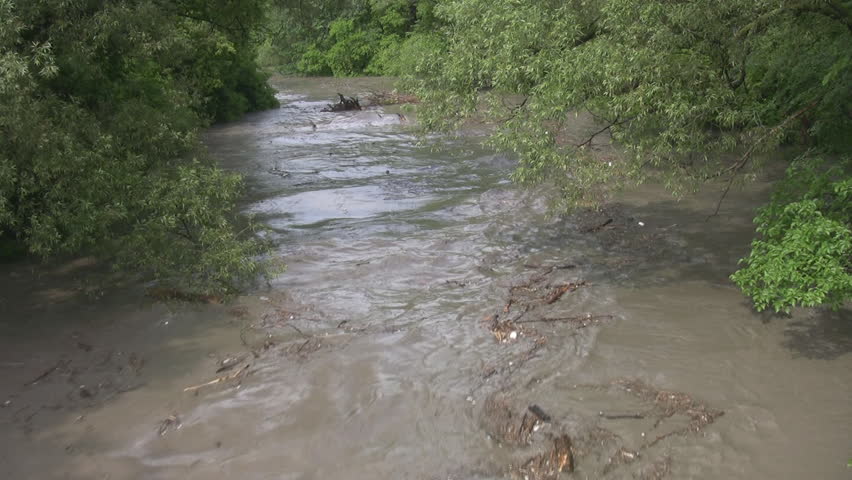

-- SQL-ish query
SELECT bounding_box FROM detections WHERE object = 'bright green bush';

[732,158,852,312]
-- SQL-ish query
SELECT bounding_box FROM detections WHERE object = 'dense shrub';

[0,0,281,293]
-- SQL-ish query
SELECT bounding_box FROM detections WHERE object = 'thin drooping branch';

[495,96,529,123]
[575,115,634,148]
[708,98,820,218]
[177,217,197,244]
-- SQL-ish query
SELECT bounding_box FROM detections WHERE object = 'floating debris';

[484,315,527,344]
[482,395,543,446]
[323,93,361,112]
[602,447,641,474]
[638,456,673,480]
[528,404,551,423]
[513,434,574,480]
[611,378,725,447]
[158,414,181,437]
[215,353,249,373]
[183,364,250,393]
[543,281,586,304]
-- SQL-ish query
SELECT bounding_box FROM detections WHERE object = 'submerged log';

[323,93,361,112]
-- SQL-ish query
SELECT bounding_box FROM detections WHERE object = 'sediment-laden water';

[1,77,849,480]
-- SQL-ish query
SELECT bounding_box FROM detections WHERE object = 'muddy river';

[1,77,850,479]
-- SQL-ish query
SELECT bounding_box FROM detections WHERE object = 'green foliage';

[383,31,445,77]
[116,164,276,294]
[732,157,852,312]
[264,0,437,75]
[296,44,333,75]
[324,17,380,76]
[745,5,852,150]
[0,0,280,294]
[260,0,353,73]
[364,33,404,75]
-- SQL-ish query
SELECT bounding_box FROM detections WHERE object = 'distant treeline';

[259,0,440,76]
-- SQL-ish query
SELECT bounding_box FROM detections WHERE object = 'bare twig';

[183,364,250,392]
[575,116,635,148]
[24,360,67,386]
[296,339,311,353]
[286,323,310,338]
[599,411,646,420]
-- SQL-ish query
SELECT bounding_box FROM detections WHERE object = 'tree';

[261,0,439,75]
[0,0,280,294]
[398,0,851,311]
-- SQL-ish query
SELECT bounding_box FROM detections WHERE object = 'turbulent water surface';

[1,77,850,480]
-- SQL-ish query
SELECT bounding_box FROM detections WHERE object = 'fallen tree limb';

[183,364,250,392]
[323,93,361,112]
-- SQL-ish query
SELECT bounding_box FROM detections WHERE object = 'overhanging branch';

[708,98,821,218]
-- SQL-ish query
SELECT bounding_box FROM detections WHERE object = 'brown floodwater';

[1,77,850,480]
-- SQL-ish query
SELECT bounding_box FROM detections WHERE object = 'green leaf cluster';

[731,157,851,312]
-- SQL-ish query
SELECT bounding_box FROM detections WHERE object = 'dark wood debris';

[323,93,361,112]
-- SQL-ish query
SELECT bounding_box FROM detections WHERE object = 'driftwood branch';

[183,364,250,392]
[324,93,361,112]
